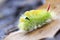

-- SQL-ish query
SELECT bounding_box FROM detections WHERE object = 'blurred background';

[0,0,45,40]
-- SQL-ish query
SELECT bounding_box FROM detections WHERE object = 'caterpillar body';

[18,9,56,33]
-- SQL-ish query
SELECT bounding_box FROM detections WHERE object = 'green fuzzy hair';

[18,10,52,31]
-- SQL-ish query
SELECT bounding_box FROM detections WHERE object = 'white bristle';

[21,15,26,18]
[42,23,46,25]
[50,12,57,20]
[38,25,41,27]
[17,30,28,34]
[34,26,37,29]
[46,19,52,23]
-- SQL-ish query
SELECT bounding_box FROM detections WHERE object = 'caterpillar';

[18,9,56,33]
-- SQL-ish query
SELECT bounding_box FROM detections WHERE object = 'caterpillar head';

[18,10,52,31]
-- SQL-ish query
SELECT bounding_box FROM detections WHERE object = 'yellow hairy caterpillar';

[18,4,56,32]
